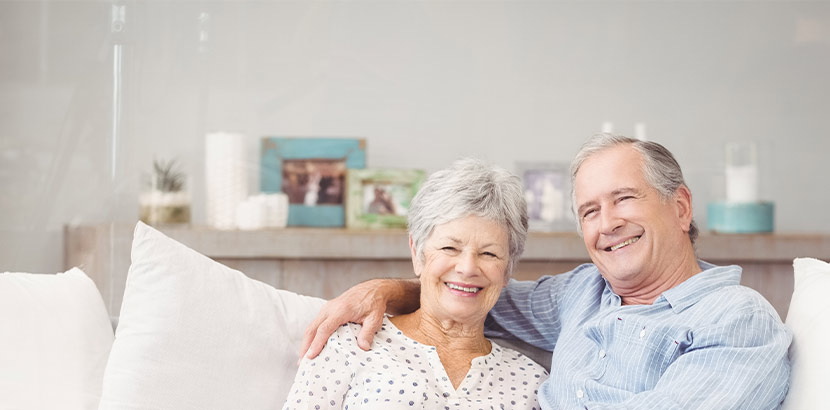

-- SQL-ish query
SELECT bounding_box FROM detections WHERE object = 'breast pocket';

[600,318,691,392]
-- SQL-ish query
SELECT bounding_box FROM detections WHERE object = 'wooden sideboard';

[65,223,830,320]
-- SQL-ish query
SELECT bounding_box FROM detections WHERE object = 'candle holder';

[707,142,774,233]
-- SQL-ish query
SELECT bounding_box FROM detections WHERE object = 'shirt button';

[639,329,646,338]
[576,389,584,398]
[599,349,606,358]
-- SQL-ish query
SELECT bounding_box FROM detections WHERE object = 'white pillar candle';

[236,197,265,230]
[724,141,759,203]
[725,164,759,203]
[601,121,614,133]
[205,132,248,229]
[634,122,647,141]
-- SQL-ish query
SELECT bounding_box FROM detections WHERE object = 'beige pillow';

[781,257,830,409]
[99,222,325,409]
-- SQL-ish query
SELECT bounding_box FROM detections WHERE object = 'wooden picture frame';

[345,168,426,229]
[516,162,573,231]
[261,137,366,227]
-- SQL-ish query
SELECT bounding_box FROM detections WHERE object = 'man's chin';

[595,259,643,281]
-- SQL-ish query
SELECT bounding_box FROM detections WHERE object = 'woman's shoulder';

[317,321,365,352]
[322,316,402,352]
[489,339,550,377]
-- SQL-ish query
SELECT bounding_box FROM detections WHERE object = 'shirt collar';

[658,261,743,313]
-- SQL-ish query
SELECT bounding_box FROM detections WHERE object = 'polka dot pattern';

[283,316,548,409]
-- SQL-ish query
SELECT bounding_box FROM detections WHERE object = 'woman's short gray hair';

[407,158,529,278]
[569,133,699,245]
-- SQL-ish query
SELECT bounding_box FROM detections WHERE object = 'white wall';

[2,1,829,273]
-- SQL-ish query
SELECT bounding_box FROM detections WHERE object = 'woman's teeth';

[446,283,482,293]
[609,236,640,251]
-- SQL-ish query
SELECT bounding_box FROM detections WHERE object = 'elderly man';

[300,134,791,409]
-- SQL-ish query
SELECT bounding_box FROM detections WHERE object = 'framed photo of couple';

[260,137,366,227]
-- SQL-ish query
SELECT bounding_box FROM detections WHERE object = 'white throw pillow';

[99,222,326,410]
[0,267,114,410]
[781,257,830,409]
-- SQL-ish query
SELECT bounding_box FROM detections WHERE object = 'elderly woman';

[283,158,548,409]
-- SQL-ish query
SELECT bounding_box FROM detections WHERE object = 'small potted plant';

[139,159,191,225]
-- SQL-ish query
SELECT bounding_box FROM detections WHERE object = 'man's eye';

[582,209,596,219]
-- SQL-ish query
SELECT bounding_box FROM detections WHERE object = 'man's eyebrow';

[611,187,640,196]
[577,187,642,215]
[576,201,597,216]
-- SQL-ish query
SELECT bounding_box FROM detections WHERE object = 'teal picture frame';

[260,137,366,227]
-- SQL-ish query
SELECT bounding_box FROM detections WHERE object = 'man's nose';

[599,208,624,234]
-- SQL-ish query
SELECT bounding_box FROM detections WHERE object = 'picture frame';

[345,168,426,229]
[260,137,366,227]
[516,162,573,232]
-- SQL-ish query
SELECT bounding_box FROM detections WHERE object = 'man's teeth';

[609,236,640,251]
[446,283,482,293]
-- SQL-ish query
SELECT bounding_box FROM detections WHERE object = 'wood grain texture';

[65,224,830,319]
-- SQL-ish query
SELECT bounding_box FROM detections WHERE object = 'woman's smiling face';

[413,215,510,326]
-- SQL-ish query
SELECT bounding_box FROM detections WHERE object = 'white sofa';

[1,222,827,409]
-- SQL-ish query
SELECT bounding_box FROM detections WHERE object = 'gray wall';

[2,1,829,273]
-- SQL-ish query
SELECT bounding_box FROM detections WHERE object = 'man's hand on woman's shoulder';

[297,278,420,363]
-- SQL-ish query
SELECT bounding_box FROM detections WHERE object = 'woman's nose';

[455,251,479,275]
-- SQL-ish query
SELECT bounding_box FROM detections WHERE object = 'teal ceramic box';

[706,201,774,233]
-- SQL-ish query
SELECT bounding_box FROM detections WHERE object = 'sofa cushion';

[781,257,830,409]
[98,222,325,410]
[0,267,113,410]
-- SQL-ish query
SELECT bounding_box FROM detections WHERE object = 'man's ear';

[673,185,694,233]
[409,236,422,277]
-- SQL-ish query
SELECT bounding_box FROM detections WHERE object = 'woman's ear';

[409,236,422,277]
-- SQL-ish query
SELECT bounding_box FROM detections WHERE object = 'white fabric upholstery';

[0,268,113,410]
[781,257,830,409]
[99,222,325,410]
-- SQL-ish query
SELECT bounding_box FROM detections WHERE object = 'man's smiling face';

[574,144,691,289]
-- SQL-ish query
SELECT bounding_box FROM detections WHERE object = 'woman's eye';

[482,252,498,258]
[440,246,458,252]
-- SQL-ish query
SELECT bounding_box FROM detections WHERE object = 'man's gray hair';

[569,133,699,245]
[407,158,529,278]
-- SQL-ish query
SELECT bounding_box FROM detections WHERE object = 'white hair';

[569,133,699,245]
[407,158,529,278]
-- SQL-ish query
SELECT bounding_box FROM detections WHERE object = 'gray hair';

[569,133,699,245]
[407,158,529,278]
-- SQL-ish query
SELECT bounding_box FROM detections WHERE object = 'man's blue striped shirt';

[485,261,791,409]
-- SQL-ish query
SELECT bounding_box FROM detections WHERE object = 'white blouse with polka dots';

[283,316,548,409]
